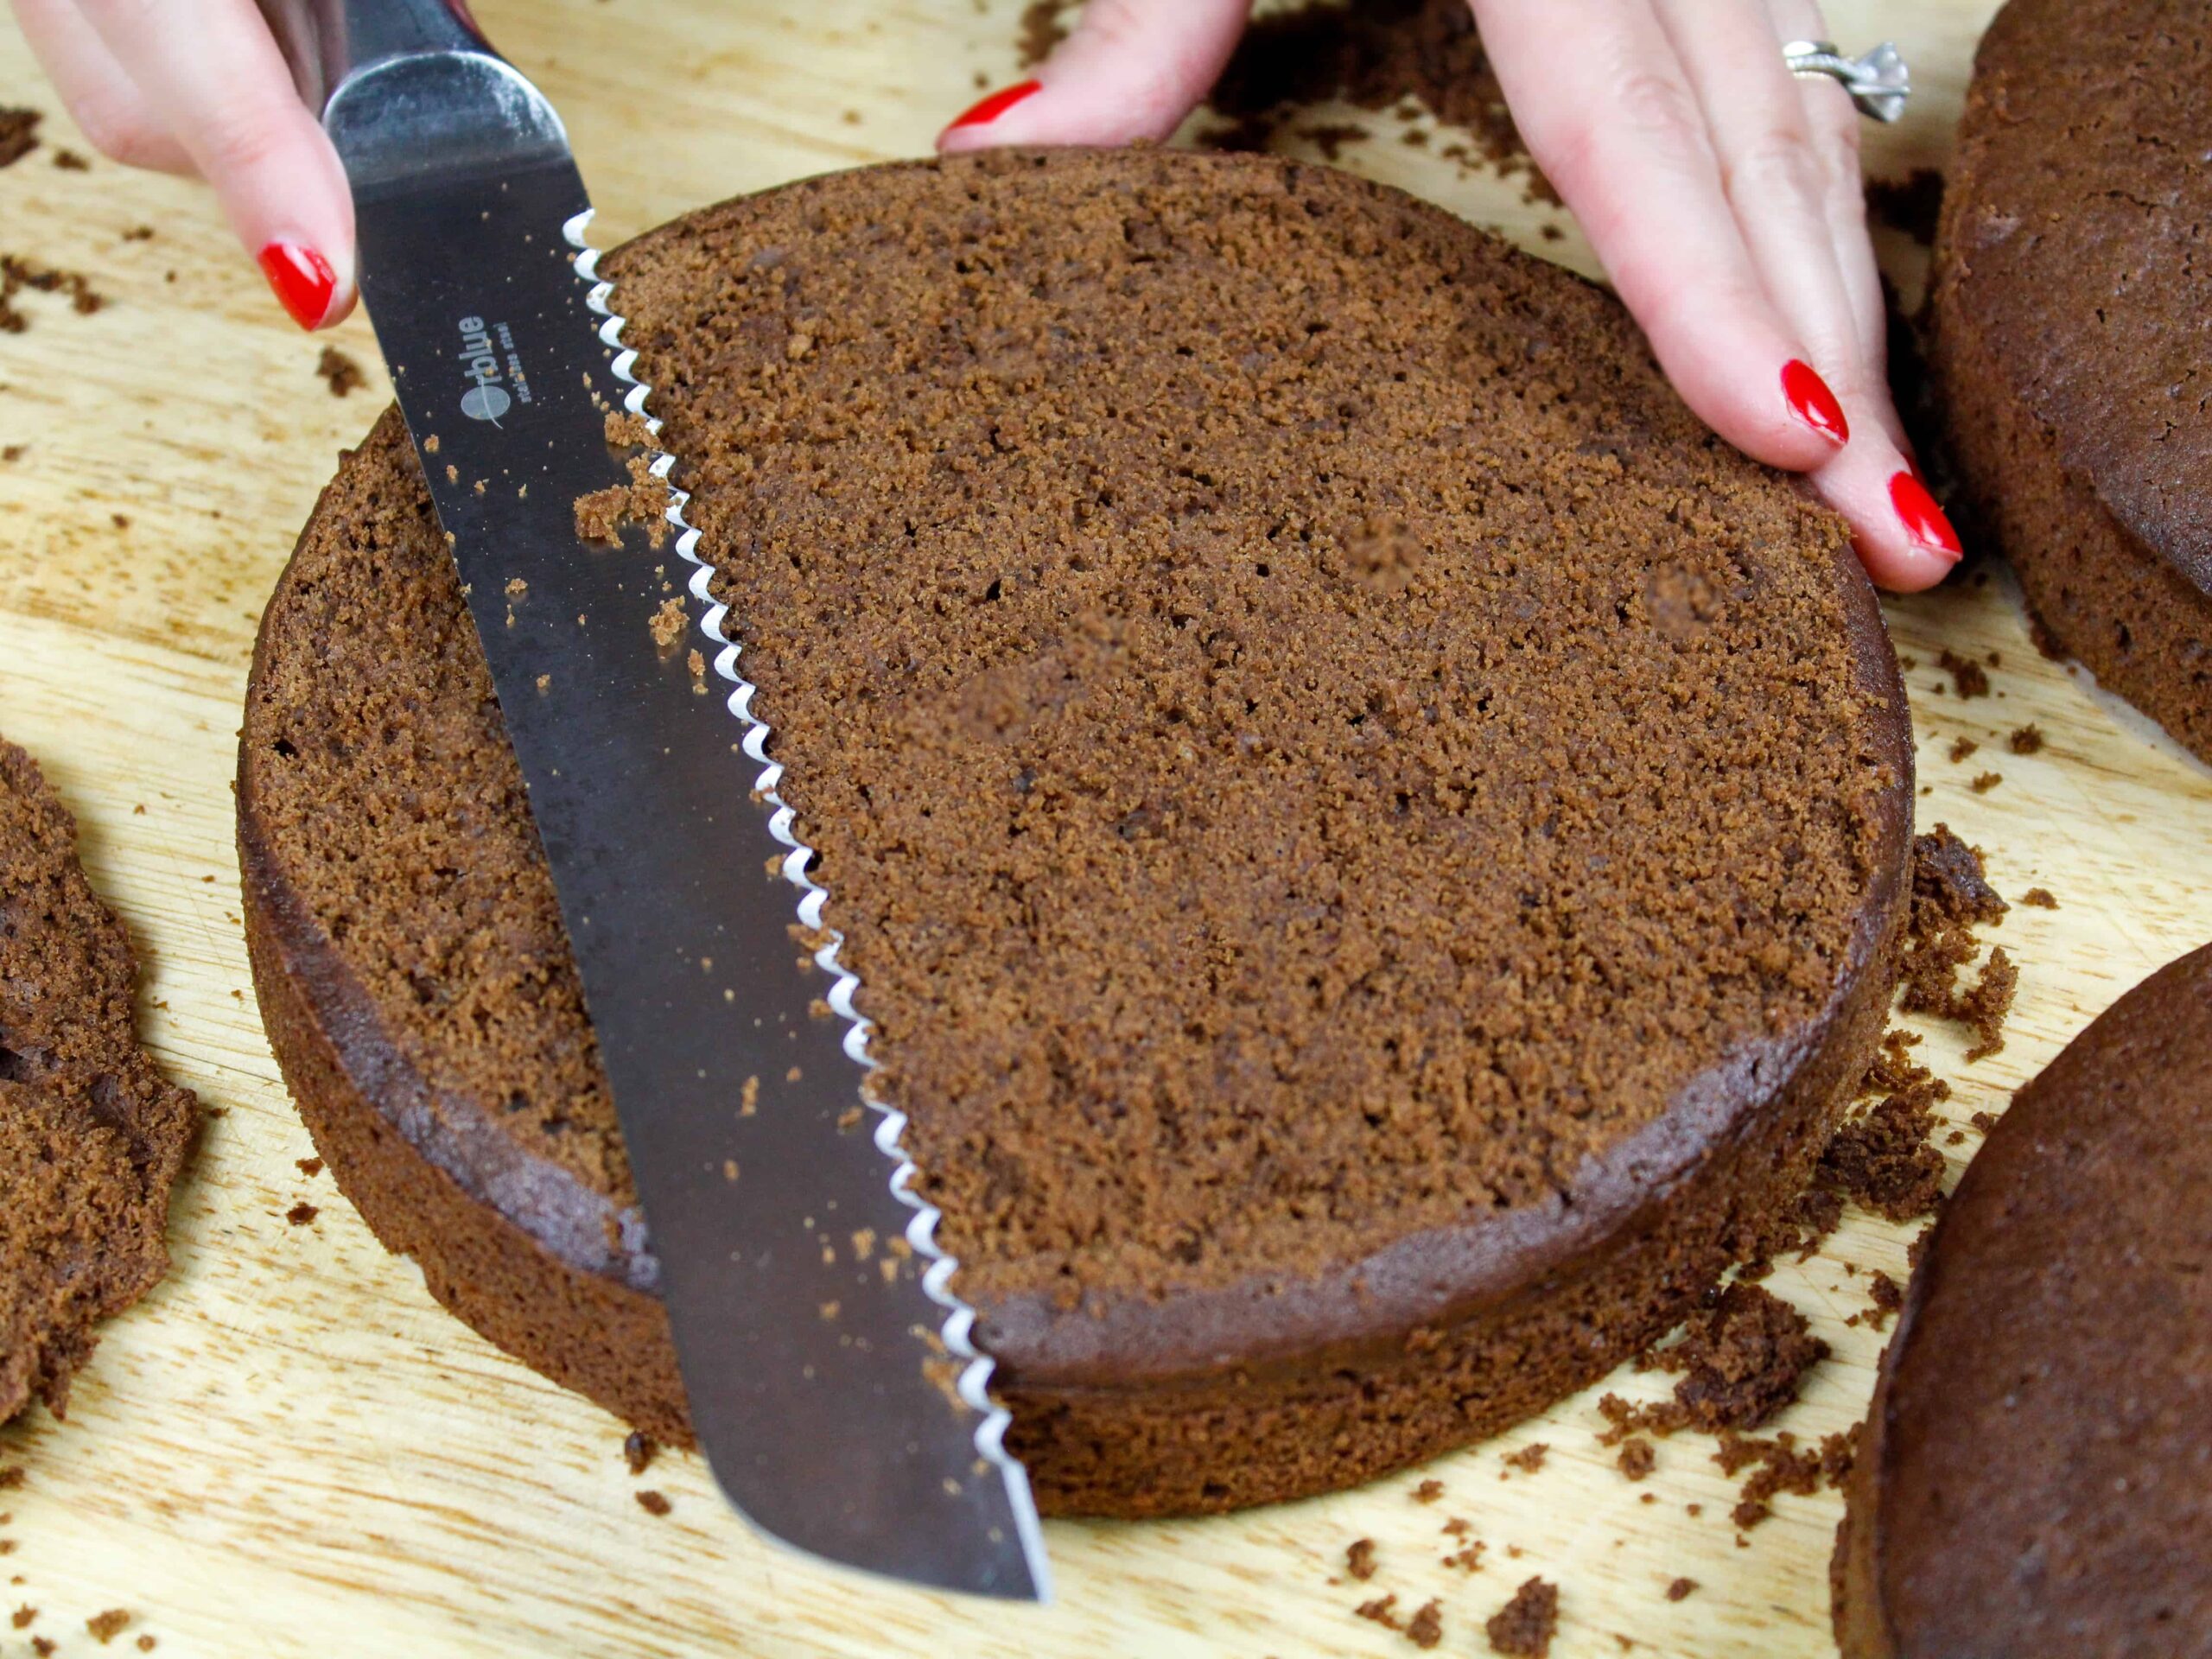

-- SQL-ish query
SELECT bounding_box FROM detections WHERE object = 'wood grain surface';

[3,3,2207,1655]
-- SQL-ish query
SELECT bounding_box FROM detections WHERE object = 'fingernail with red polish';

[1891,469,1962,561]
[947,79,1043,133]
[1782,359,1849,447]
[258,240,337,330]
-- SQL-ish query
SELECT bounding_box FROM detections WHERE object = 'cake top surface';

[1937,0,2212,588]
[245,149,1904,1361]
[0,740,198,1423]
[1867,942,2212,1654]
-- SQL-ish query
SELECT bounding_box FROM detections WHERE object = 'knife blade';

[274,3,1047,1599]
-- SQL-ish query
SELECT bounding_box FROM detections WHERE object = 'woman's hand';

[13,0,355,329]
[940,0,1959,594]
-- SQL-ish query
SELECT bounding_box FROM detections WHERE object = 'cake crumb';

[0,108,40,168]
[137,1639,156,1653]
[1970,771,2002,793]
[10,1605,32,1628]
[1665,1576,1697,1602]
[1599,1283,1826,1440]
[32,1637,54,1656]
[2021,887,2058,909]
[1502,1441,1548,1476]
[296,1157,322,1177]
[1405,1598,1444,1649]
[1945,736,1977,763]
[649,596,687,651]
[1936,649,1990,698]
[86,1610,130,1643]
[2007,724,2044,753]
[1346,1537,1378,1580]
[1484,1576,1559,1658]
[1411,1478,1445,1503]
[636,1490,671,1516]
[688,648,708,692]
[623,1430,658,1476]
[316,346,366,397]
[1355,1593,1401,1630]
[285,1202,318,1226]
[51,148,86,170]
[1616,1439,1655,1481]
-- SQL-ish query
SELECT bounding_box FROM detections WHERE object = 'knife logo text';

[457,315,533,423]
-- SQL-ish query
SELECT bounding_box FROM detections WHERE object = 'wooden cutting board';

[2,3,2206,1655]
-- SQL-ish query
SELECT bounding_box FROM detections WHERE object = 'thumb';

[77,0,355,329]
[938,0,1251,151]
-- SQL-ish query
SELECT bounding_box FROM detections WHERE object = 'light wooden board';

[2,3,2208,1655]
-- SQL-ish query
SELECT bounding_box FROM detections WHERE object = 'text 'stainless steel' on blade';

[257,0,1046,1600]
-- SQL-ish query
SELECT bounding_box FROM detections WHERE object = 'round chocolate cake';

[1834,942,2212,1656]
[1929,0,2212,765]
[240,149,1911,1516]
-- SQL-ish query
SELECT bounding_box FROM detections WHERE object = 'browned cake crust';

[1929,0,2212,764]
[1834,942,2212,1656]
[0,741,199,1423]
[239,149,1910,1516]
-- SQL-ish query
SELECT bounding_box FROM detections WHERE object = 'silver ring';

[1783,39,1910,123]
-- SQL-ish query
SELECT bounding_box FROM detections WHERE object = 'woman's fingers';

[12,0,191,173]
[1648,0,1953,588]
[72,0,356,329]
[938,0,1250,151]
[1471,0,1847,474]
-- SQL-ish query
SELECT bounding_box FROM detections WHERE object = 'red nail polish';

[258,240,337,330]
[1891,469,1962,561]
[947,79,1043,132]
[1781,359,1849,447]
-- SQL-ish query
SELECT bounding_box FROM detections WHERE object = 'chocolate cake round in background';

[1833,943,2212,1656]
[239,149,1911,1516]
[1929,0,2212,765]
[1,740,199,1425]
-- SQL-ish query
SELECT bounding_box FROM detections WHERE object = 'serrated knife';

[258,0,1048,1600]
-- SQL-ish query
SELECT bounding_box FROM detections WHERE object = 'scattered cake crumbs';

[1711,1427,1856,1529]
[649,596,688,651]
[1898,827,2017,1059]
[137,1638,156,1653]
[0,108,40,168]
[1970,771,2003,792]
[1616,1439,1655,1481]
[1502,1442,1548,1475]
[51,149,86,170]
[635,1490,671,1516]
[1665,1577,1698,1603]
[1946,736,1978,763]
[1821,1086,1949,1223]
[86,1609,130,1643]
[1601,1283,1827,1441]
[2022,887,2058,909]
[1405,1598,1445,1649]
[688,647,708,692]
[2008,724,2045,753]
[623,1430,658,1476]
[1936,649,1990,698]
[604,410,654,448]
[285,1202,318,1226]
[316,346,366,397]
[1485,1576,1560,1658]
[1849,1269,1904,1331]
[33,1636,54,1656]
[572,453,671,546]
[1,253,106,333]
[1356,1593,1402,1630]
[1411,1478,1444,1503]
[10,1605,32,1628]
[296,1157,322,1177]
[1346,1537,1378,1580]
